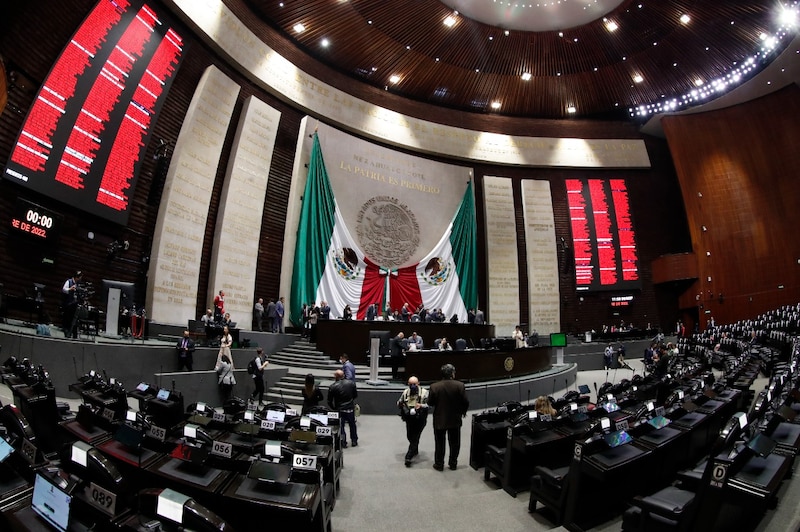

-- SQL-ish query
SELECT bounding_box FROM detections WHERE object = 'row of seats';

[0,355,343,531]
[623,338,800,530]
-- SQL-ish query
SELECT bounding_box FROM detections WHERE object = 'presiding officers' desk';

[405,347,551,382]
[315,320,495,363]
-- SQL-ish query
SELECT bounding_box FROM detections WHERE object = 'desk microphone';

[72,357,78,381]
[484,383,488,410]
[564,378,568,396]
[280,390,286,408]
[172,379,176,393]
[552,378,556,397]
[527,389,531,405]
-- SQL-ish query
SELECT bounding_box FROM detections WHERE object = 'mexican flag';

[290,133,477,325]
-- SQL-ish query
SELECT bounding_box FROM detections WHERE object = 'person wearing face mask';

[397,375,429,467]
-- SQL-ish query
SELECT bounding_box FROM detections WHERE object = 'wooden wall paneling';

[662,85,800,327]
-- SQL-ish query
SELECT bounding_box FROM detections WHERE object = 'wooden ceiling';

[243,0,785,119]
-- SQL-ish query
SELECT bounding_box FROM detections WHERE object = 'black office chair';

[529,463,572,525]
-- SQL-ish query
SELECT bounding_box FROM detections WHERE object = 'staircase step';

[270,351,331,363]
[280,346,327,356]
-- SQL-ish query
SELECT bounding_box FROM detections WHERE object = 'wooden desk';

[315,320,495,364]
[404,347,551,382]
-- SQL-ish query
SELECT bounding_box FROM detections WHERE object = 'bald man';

[328,369,359,447]
[397,375,429,467]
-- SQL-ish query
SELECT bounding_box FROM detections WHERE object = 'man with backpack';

[248,347,269,405]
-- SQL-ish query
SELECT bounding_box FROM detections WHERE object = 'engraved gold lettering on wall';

[483,176,520,334]
[171,0,651,168]
[207,96,281,327]
[522,180,561,335]
[147,66,241,325]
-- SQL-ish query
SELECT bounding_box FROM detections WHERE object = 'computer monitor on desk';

[31,472,74,531]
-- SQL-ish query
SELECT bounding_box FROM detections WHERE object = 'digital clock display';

[10,199,62,241]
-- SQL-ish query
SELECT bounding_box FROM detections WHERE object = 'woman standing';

[218,325,233,363]
[215,354,236,403]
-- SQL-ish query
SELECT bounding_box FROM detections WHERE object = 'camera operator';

[62,271,83,338]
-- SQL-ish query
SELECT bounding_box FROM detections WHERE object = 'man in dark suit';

[428,363,469,471]
[390,332,406,379]
[474,308,485,325]
[366,303,377,321]
[176,330,196,371]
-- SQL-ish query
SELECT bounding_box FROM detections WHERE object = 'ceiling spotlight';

[321,38,330,47]
[444,15,457,27]
[605,20,618,32]
[293,23,305,33]
[521,72,532,81]
[504,30,510,36]
[780,7,797,27]
[694,78,704,86]
[490,101,501,110]
[567,106,577,114]
[680,14,690,24]
[633,74,644,83]
[389,74,401,84]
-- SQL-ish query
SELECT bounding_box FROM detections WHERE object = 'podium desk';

[282,441,336,489]
[97,438,161,470]
[220,475,328,532]
[563,442,653,530]
[500,428,570,496]
[60,418,112,447]
[144,455,233,503]
[469,414,511,470]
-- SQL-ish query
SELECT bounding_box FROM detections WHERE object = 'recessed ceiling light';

[633,74,644,83]
[293,23,305,33]
[504,30,510,36]
[605,20,618,32]
[389,74,400,84]
[680,14,690,24]
[694,78,703,86]
[321,38,330,47]
[490,101,501,110]
[567,106,577,114]
[521,72,532,81]
[444,15,457,27]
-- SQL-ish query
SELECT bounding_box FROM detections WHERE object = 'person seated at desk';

[342,304,353,321]
[533,395,557,417]
[438,338,453,351]
[512,326,525,349]
[221,312,235,328]
[409,332,424,351]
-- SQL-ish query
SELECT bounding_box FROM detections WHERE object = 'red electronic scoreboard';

[3,0,185,225]
[566,179,641,292]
